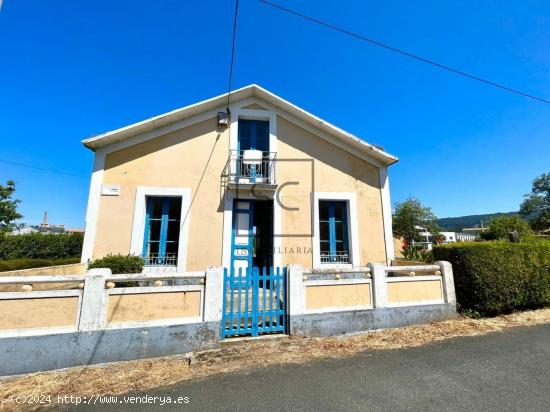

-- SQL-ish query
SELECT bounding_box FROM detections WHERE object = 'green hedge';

[0,258,80,272]
[0,233,83,260]
[433,241,550,316]
[88,254,143,274]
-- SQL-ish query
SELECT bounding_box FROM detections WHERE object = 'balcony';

[223,149,277,189]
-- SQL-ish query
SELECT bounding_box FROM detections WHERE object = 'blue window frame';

[143,197,182,266]
[238,119,269,153]
[319,200,350,264]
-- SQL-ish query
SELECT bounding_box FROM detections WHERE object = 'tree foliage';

[520,172,550,231]
[480,215,533,242]
[392,197,440,243]
[0,180,22,234]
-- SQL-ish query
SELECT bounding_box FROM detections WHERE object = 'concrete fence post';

[436,261,456,307]
[79,268,110,332]
[287,264,306,333]
[368,262,387,308]
[203,266,224,322]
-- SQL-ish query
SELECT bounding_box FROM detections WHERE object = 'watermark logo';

[226,157,314,238]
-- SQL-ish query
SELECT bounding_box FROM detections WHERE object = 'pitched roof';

[82,84,397,166]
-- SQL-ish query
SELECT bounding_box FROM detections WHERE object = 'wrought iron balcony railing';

[223,150,277,185]
[142,253,177,267]
[320,251,351,264]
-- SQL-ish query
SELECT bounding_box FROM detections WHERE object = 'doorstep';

[220,334,289,347]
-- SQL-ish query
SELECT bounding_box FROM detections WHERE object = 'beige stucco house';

[81,85,398,273]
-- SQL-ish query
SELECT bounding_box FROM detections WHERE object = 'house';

[412,228,476,250]
[9,226,39,236]
[0,88,459,374]
[81,85,398,273]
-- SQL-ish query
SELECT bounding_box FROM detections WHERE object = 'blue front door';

[230,199,254,272]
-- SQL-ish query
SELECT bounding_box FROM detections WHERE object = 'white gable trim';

[242,97,385,169]
[83,85,397,166]
[92,95,385,170]
[99,107,223,155]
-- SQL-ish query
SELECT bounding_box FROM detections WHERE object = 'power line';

[0,159,88,179]
[259,0,550,105]
[226,0,240,112]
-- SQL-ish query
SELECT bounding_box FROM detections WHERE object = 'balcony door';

[238,119,269,153]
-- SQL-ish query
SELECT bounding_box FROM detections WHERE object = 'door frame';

[222,192,282,270]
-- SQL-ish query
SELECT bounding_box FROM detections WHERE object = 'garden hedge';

[433,241,550,316]
[0,233,84,260]
[0,258,80,272]
[88,254,144,274]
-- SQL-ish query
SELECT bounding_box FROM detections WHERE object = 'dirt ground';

[1,308,549,410]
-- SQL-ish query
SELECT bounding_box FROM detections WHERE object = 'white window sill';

[312,263,353,272]
[142,266,178,274]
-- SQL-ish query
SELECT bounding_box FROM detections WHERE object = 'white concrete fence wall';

[0,267,225,338]
[286,261,455,336]
[0,262,455,339]
[0,261,455,375]
[288,261,455,316]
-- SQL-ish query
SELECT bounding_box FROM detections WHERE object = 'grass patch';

[1,308,549,410]
[0,258,80,272]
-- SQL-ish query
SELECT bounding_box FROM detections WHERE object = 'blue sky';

[0,0,548,228]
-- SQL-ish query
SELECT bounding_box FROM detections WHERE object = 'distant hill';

[437,212,518,231]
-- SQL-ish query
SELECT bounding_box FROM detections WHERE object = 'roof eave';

[82,84,398,166]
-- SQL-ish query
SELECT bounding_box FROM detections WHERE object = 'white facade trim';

[0,326,78,339]
[386,299,445,308]
[273,196,282,268]
[379,167,394,264]
[83,85,398,167]
[385,275,442,283]
[305,278,372,287]
[312,192,360,270]
[221,190,234,270]
[129,187,191,273]
[107,285,203,295]
[228,102,277,153]
[106,318,203,329]
[305,304,374,315]
[81,148,106,264]
[0,290,82,300]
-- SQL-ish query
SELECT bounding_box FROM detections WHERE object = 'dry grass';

[1,308,549,410]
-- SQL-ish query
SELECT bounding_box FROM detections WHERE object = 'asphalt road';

[78,324,550,411]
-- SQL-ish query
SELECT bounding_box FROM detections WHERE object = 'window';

[238,119,269,153]
[143,197,182,266]
[319,200,350,264]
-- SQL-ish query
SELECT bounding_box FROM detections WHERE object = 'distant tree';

[392,197,440,244]
[0,180,22,234]
[520,172,550,231]
[480,215,533,241]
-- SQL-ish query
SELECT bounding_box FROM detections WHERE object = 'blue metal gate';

[221,266,287,338]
